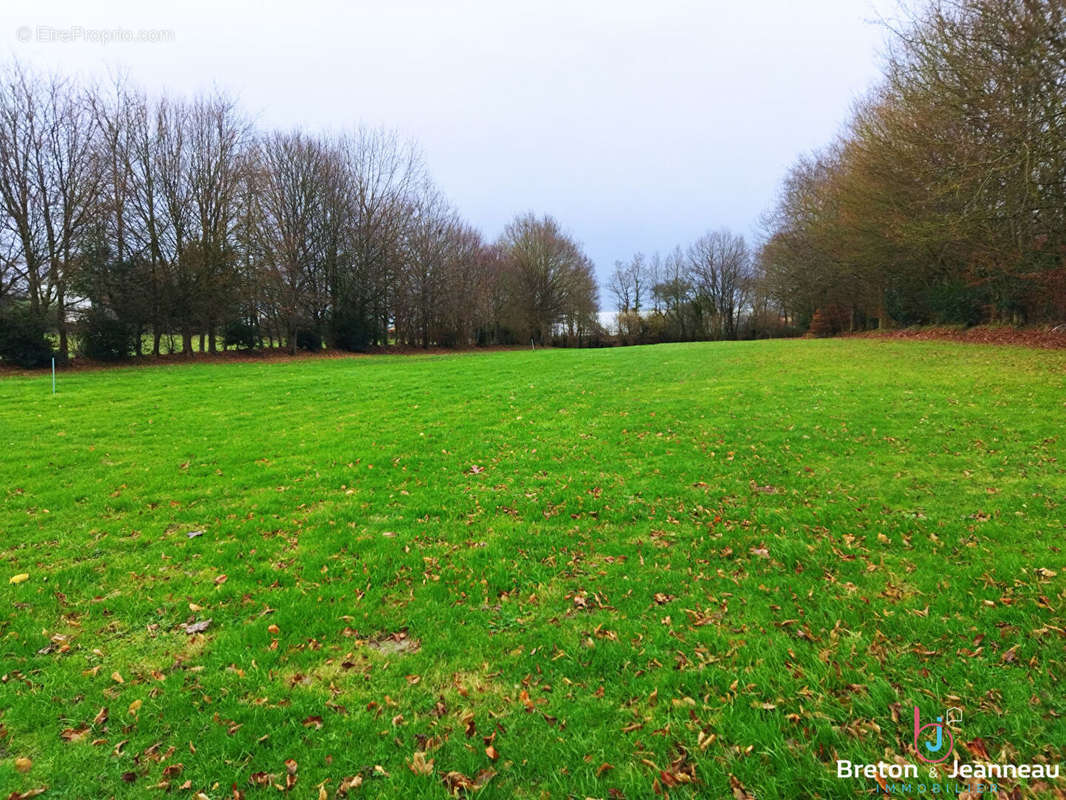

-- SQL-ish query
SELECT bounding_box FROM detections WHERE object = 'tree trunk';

[56,286,68,360]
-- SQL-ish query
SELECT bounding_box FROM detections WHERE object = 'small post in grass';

[530,337,535,351]
[51,357,55,395]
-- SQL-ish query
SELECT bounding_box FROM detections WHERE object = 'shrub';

[0,303,53,368]
[224,319,259,350]
[79,310,138,361]
[808,305,848,337]
[332,313,373,352]
[295,328,323,351]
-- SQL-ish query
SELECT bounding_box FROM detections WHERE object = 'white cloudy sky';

[2,0,893,289]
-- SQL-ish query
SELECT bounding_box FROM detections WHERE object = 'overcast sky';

[3,0,892,293]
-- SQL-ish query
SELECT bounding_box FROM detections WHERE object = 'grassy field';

[1,340,1064,799]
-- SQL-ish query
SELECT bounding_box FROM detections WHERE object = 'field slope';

[1,340,1064,798]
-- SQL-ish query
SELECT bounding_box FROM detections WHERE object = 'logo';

[837,703,1061,790]
[913,706,956,764]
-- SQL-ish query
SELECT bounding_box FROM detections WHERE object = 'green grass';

[1,340,1063,799]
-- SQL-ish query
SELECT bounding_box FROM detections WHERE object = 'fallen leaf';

[730,774,756,799]
[408,751,434,775]
[9,573,29,585]
[180,619,212,635]
[14,756,32,772]
[128,699,142,715]
[337,775,363,794]
[60,726,89,742]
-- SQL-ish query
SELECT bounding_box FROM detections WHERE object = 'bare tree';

[688,229,752,339]
[253,130,332,353]
[0,62,101,358]
[498,213,598,344]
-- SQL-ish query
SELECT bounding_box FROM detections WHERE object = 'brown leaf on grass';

[249,772,274,787]
[485,745,499,761]
[1001,645,1020,663]
[408,751,434,775]
[128,699,142,715]
[93,707,108,726]
[8,789,47,799]
[302,716,323,730]
[337,775,363,795]
[60,726,90,742]
[162,763,183,778]
[267,624,280,635]
[14,757,32,772]
[441,769,495,796]
[654,751,698,789]
[965,738,991,761]
[596,762,614,777]
[442,771,474,795]
[180,619,212,635]
[749,546,770,559]
[111,671,124,684]
[730,775,756,799]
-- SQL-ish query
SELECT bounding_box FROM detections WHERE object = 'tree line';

[607,229,798,343]
[759,0,1066,333]
[0,61,600,366]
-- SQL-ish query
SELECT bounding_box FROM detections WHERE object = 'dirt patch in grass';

[366,631,421,655]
